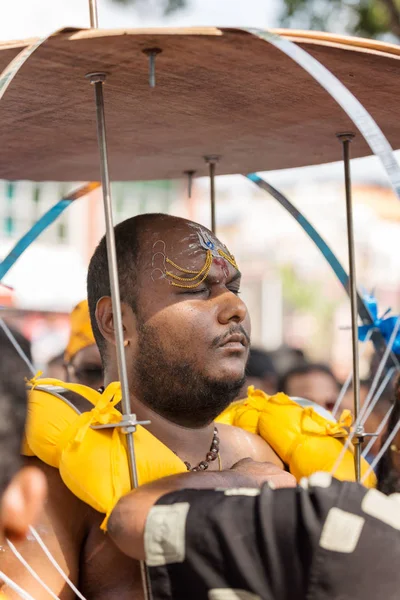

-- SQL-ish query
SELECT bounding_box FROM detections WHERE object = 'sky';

[0,0,280,41]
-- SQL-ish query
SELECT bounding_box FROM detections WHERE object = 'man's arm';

[108,459,295,560]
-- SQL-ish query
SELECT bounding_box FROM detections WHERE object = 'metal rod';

[331,315,400,477]
[143,48,162,88]
[204,156,219,233]
[87,72,152,600]
[338,132,361,482]
[184,170,196,199]
[88,0,99,28]
[88,72,138,486]
[0,318,36,375]
[209,162,216,233]
[362,404,394,459]
[332,329,373,418]
[362,415,400,483]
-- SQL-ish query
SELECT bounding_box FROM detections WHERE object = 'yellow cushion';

[216,387,376,487]
[23,377,186,527]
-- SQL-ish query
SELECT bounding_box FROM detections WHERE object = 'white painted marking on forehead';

[319,507,364,553]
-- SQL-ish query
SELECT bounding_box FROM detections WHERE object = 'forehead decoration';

[151,231,238,289]
[197,231,238,272]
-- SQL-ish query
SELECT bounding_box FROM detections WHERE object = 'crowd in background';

[243,343,395,468]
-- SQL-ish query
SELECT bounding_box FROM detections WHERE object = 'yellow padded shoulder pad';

[216,387,376,487]
[23,377,186,527]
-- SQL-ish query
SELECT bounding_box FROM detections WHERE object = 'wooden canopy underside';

[0,27,399,181]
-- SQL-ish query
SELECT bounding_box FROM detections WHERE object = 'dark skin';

[108,458,297,562]
[65,344,103,390]
[2,216,283,599]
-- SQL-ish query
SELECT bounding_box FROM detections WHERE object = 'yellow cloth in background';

[64,300,96,363]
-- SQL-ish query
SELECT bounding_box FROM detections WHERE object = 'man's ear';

[96,297,137,347]
[1,467,47,541]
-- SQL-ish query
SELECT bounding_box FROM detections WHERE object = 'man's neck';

[104,372,215,466]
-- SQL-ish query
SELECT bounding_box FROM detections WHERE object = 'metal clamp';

[91,414,151,434]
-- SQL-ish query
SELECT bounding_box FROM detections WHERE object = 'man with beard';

[2,214,291,599]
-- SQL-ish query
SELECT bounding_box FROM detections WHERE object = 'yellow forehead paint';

[152,234,239,289]
[166,248,238,289]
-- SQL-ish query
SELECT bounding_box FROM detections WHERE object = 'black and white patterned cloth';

[144,473,400,600]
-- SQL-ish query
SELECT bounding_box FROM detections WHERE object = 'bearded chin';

[133,326,245,428]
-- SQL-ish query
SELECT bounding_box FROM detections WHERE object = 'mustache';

[211,325,251,348]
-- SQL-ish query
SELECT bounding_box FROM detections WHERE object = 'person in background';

[279,362,340,412]
[269,344,307,377]
[242,347,278,396]
[64,300,103,389]
[377,375,400,495]
[0,327,46,596]
[46,352,66,380]
[341,379,378,414]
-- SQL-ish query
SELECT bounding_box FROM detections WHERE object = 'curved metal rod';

[246,28,400,199]
[0,182,100,281]
[0,28,79,100]
[246,173,400,372]
[245,29,400,481]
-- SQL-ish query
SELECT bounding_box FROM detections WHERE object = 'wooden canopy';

[0,27,399,181]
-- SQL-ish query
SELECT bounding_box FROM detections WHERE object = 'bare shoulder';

[217,423,284,469]
[24,456,90,527]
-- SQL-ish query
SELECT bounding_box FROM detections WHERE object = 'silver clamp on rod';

[91,415,151,433]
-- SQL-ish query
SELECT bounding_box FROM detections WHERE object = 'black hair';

[279,362,339,394]
[377,375,400,495]
[87,215,146,363]
[0,325,31,495]
[246,347,276,379]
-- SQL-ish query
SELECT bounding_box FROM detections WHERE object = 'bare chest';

[81,520,145,600]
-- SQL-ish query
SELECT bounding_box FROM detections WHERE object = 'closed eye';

[180,287,209,296]
[227,272,241,296]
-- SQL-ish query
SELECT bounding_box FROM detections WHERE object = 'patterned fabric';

[146,474,400,600]
[64,300,96,362]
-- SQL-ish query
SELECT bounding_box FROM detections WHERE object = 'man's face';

[285,371,338,411]
[125,221,251,426]
[67,344,103,389]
